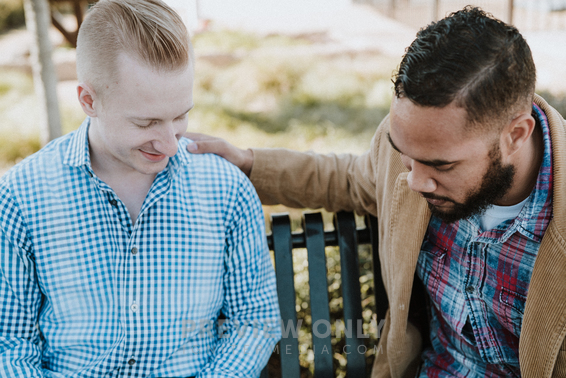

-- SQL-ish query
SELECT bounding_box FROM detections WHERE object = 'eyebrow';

[130,105,194,122]
[387,132,457,167]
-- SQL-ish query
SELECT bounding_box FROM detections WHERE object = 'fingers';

[184,132,215,142]
[186,138,228,156]
[184,133,254,177]
[184,132,223,155]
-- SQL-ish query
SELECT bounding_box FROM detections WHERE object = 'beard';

[423,144,516,224]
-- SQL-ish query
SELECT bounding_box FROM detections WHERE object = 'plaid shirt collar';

[62,117,192,177]
[465,103,553,244]
[417,103,554,375]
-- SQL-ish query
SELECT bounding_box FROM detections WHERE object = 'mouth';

[140,150,167,162]
[425,198,448,206]
[419,193,453,207]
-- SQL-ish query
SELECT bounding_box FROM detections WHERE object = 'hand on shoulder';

[185,132,254,177]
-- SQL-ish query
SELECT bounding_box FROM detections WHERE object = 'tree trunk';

[23,0,62,145]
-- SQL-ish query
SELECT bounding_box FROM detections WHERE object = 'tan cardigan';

[250,95,566,377]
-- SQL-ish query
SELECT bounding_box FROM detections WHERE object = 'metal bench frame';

[260,211,388,378]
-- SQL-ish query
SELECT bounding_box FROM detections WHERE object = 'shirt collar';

[63,117,193,176]
[513,103,554,240]
[474,104,554,243]
[170,138,192,174]
[461,104,553,243]
[63,117,92,169]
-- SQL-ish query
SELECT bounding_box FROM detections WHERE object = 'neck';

[88,120,156,222]
[497,121,543,206]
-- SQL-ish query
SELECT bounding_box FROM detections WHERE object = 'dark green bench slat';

[271,214,301,377]
[303,213,334,378]
[334,212,367,377]
[263,212,387,377]
[366,215,389,324]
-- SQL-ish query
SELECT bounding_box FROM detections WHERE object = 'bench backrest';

[260,211,388,378]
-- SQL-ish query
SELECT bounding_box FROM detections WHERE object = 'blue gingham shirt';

[416,104,553,377]
[0,119,281,378]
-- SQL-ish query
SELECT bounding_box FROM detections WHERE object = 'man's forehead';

[388,98,491,161]
[391,97,469,128]
[386,132,458,167]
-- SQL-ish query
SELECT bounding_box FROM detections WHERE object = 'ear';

[501,112,536,158]
[77,83,98,117]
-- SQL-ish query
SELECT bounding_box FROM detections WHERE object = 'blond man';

[0,0,280,376]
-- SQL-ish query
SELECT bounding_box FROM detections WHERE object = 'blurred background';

[1,0,565,376]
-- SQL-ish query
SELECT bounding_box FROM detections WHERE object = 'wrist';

[242,149,253,177]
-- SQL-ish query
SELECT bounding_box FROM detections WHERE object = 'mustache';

[420,192,455,203]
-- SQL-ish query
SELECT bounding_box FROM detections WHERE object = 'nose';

[154,122,182,157]
[405,159,437,194]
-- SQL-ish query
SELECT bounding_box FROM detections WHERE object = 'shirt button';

[466,286,475,293]
[131,302,138,312]
[131,247,138,255]
[128,358,136,366]
[109,199,117,207]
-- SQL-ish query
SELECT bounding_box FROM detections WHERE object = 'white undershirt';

[479,197,530,231]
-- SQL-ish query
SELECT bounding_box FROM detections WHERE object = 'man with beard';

[185,6,566,378]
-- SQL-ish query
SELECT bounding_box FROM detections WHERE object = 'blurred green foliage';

[192,29,309,54]
[0,131,40,163]
[0,69,42,164]
[0,0,25,33]
[191,31,394,140]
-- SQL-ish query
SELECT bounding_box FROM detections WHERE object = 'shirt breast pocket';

[417,240,448,306]
[498,286,527,336]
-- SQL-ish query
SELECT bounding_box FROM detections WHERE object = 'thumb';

[186,139,227,156]
[187,142,199,153]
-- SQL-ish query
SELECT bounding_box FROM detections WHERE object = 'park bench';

[259,211,389,378]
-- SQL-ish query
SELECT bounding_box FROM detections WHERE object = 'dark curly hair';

[393,6,536,130]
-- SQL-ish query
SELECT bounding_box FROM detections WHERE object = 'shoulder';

[176,137,251,189]
[0,132,78,237]
[0,132,75,193]
[175,139,262,226]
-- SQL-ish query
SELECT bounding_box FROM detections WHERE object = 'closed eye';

[135,120,158,128]
[432,164,455,172]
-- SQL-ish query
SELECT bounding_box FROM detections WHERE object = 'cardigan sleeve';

[248,119,390,216]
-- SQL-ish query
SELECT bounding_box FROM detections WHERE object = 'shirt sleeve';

[197,175,281,378]
[0,186,44,377]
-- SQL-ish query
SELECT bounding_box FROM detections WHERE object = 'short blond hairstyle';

[76,0,192,99]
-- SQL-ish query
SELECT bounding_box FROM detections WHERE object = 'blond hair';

[76,0,192,100]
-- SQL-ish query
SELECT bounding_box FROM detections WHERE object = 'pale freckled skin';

[77,53,194,221]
